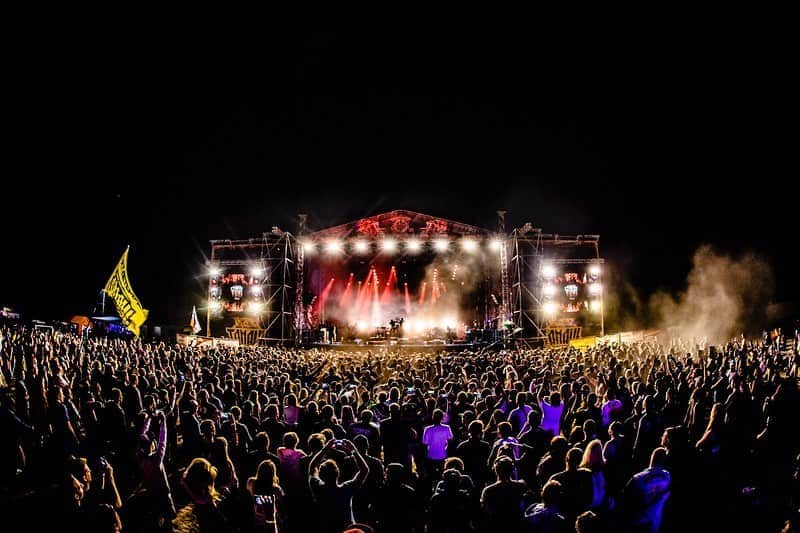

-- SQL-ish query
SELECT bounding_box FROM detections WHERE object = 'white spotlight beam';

[405,238,422,253]
[324,240,343,254]
[433,238,449,252]
[353,240,369,254]
[461,239,478,252]
[381,238,397,253]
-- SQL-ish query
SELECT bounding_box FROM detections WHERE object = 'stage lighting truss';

[306,236,504,257]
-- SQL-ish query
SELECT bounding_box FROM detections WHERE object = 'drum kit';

[373,317,404,339]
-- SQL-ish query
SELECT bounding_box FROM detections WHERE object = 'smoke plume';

[648,245,773,343]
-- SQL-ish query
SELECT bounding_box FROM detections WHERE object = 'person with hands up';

[135,409,175,520]
[308,437,370,533]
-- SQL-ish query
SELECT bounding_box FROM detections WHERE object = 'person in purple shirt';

[540,391,565,438]
[422,408,454,478]
[509,391,534,435]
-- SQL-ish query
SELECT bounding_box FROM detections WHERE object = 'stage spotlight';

[589,264,602,276]
[461,239,478,252]
[433,239,449,253]
[353,240,369,254]
[250,285,263,296]
[356,321,368,332]
[442,316,458,330]
[208,266,221,277]
[541,264,557,278]
[590,300,602,313]
[543,284,557,297]
[489,239,503,251]
[208,300,221,312]
[381,238,397,253]
[250,266,265,278]
[248,302,264,315]
[588,283,602,295]
[543,301,559,316]
[324,240,343,254]
[405,238,422,253]
[301,240,316,254]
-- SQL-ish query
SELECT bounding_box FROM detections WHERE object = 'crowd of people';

[1,323,799,532]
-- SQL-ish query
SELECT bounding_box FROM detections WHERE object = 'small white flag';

[190,305,202,334]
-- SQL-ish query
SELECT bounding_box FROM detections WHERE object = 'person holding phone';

[247,459,284,533]
[308,437,370,533]
[135,410,175,523]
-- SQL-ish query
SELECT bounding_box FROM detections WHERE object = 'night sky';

[5,29,797,328]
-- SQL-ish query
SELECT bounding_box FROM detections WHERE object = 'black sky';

[5,27,797,327]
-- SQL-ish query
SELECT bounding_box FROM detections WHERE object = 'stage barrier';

[176,334,240,349]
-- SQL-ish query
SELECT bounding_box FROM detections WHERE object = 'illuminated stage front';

[299,210,500,345]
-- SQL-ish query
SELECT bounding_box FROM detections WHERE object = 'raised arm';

[663,353,673,378]
[156,411,167,463]
[165,385,177,417]
[140,415,152,439]
[308,438,335,475]
[344,439,370,487]
[103,462,123,510]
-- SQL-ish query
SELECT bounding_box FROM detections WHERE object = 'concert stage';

[207,210,604,348]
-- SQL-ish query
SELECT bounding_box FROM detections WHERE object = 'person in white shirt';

[422,408,453,479]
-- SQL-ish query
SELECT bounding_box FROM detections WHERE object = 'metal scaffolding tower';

[510,224,546,341]
[207,230,296,345]
[497,211,511,323]
[260,230,295,344]
[294,214,307,344]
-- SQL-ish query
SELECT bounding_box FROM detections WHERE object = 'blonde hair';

[705,402,724,433]
[182,458,218,502]
[255,459,280,487]
[580,439,604,472]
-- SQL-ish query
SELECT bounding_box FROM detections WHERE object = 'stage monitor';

[541,265,602,323]
[209,271,267,315]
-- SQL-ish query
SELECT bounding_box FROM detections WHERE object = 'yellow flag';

[104,247,149,336]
